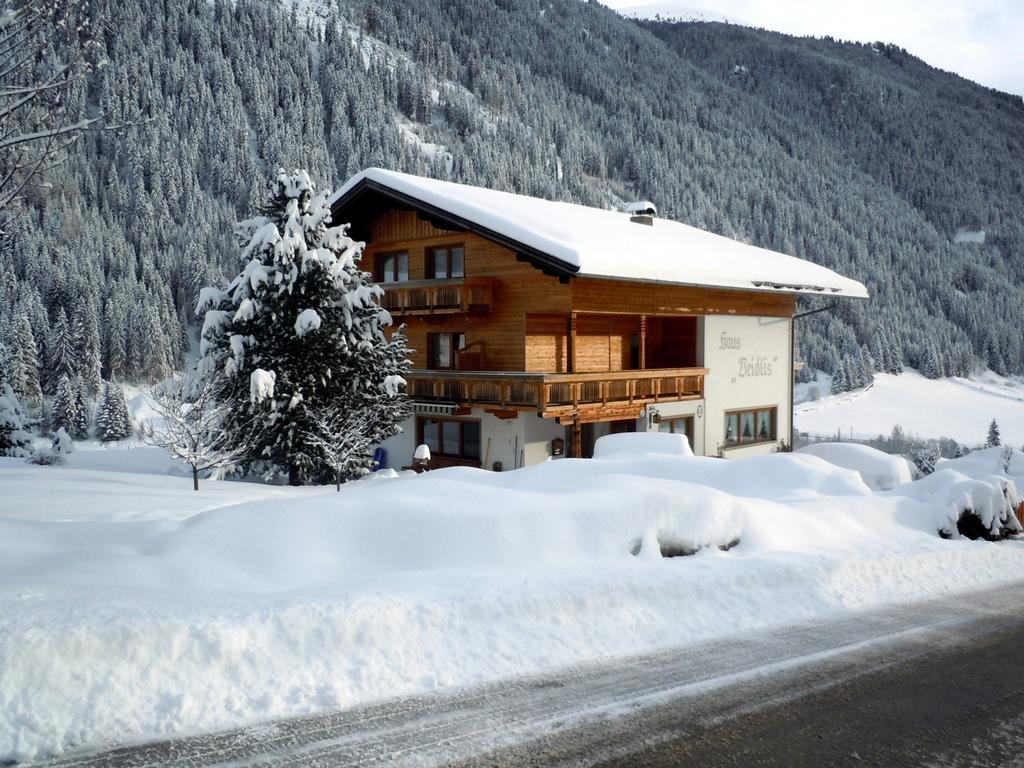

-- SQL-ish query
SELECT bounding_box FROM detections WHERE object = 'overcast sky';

[605,0,1024,96]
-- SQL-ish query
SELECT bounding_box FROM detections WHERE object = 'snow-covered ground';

[606,2,739,24]
[795,369,1024,446]
[2,437,1024,761]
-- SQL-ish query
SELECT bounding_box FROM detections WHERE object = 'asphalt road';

[27,581,1024,768]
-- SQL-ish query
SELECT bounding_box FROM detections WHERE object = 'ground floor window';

[657,415,694,449]
[724,406,776,446]
[418,416,481,461]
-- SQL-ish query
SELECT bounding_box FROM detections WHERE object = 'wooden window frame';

[376,250,409,283]
[427,244,465,279]
[417,416,482,462]
[724,406,777,448]
[427,331,466,370]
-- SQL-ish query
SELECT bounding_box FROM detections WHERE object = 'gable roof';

[330,168,869,299]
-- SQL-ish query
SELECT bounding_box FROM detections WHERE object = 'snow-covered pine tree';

[986,419,1001,448]
[0,339,11,387]
[50,375,75,434]
[913,443,940,476]
[859,345,875,385]
[71,380,89,440]
[50,374,86,438]
[872,328,887,376]
[46,308,77,393]
[104,295,129,381]
[139,306,171,381]
[72,302,103,398]
[197,169,411,484]
[831,358,849,394]
[95,380,132,442]
[9,315,41,406]
[920,338,943,379]
[0,383,32,457]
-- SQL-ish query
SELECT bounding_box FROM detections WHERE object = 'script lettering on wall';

[737,356,774,378]
[719,330,779,383]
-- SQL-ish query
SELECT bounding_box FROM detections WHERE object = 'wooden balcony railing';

[404,367,708,416]
[380,277,498,316]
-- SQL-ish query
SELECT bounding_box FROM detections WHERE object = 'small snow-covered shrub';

[909,471,1023,540]
[912,444,940,477]
[27,448,62,466]
[27,427,74,466]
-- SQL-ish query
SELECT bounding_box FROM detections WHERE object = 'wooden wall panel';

[370,208,458,244]
[573,315,639,373]
[365,209,571,371]
[571,277,795,318]
[574,315,610,373]
[525,314,568,373]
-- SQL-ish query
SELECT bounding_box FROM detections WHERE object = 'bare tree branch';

[141,375,252,491]
[0,0,97,219]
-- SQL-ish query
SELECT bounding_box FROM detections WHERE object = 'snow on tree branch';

[0,0,100,217]
[196,169,411,485]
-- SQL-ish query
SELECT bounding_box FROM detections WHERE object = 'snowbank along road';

[23,580,1024,768]
[4,438,1024,759]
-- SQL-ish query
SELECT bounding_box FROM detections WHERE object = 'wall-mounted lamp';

[551,437,565,457]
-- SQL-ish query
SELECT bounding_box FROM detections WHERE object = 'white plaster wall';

[374,414,418,470]
[478,409,524,471]
[523,414,567,466]
[702,314,792,458]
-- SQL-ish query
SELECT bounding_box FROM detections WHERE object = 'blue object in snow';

[372,447,387,471]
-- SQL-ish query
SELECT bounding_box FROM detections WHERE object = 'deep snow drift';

[2,437,1024,760]
[797,442,913,491]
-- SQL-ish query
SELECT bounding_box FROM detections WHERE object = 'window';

[419,417,481,461]
[377,251,408,283]
[657,416,694,449]
[724,407,776,447]
[429,245,464,279]
[427,332,466,369]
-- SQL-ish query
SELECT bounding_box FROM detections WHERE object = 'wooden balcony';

[380,277,498,316]
[404,367,708,419]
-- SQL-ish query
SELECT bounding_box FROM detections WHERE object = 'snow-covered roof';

[331,168,869,299]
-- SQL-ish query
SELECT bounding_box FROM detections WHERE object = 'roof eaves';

[331,176,579,283]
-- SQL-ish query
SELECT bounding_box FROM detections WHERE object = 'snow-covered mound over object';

[887,469,1022,539]
[3,446,1024,760]
[332,168,868,298]
[797,442,912,491]
[592,431,693,459]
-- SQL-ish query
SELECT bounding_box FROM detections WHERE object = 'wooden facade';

[356,207,795,455]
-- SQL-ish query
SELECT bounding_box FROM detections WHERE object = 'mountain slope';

[1,0,1021,395]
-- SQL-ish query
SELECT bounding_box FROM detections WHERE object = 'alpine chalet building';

[330,169,868,469]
